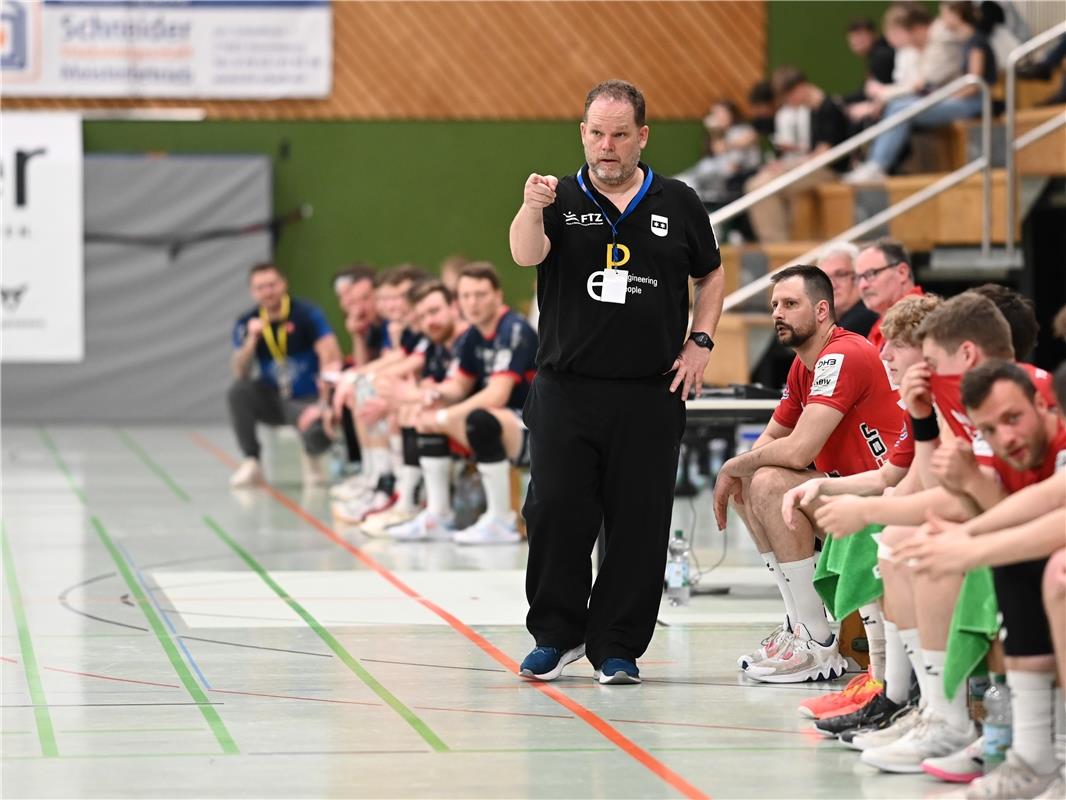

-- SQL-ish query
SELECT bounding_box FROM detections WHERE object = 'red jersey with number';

[991,418,1066,493]
[889,402,914,468]
[930,365,1058,466]
[773,328,904,476]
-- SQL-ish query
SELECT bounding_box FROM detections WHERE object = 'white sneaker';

[300,452,328,486]
[848,704,923,751]
[360,507,418,537]
[230,457,264,488]
[737,624,794,670]
[329,474,376,501]
[959,751,1063,799]
[922,735,984,783]
[1034,769,1065,800]
[452,512,522,545]
[386,509,455,542]
[745,624,847,684]
[331,489,396,526]
[843,160,887,185]
[861,711,978,773]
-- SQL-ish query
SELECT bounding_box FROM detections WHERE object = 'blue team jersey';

[410,335,456,383]
[452,308,538,409]
[232,298,333,399]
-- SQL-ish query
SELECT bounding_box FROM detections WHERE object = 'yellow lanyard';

[259,294,290,363]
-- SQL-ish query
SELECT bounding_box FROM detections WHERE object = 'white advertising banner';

[0,0,331,98]
[1,112,84,363]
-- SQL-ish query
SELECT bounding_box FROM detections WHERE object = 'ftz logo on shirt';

[809,353,845,397]
[651,214,669,237]
[564,212,604,227]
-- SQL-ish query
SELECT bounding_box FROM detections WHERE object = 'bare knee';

[880,524,917,549]
[1043,549,1066,603]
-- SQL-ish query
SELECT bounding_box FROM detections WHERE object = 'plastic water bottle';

[983,676,1012,773]
[665,530,692,606]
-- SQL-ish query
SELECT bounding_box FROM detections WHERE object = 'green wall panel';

[83,120,704,337]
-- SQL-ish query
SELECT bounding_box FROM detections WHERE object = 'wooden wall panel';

[2,1,765,121]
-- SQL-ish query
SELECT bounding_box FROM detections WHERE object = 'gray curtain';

[2,154,271,422]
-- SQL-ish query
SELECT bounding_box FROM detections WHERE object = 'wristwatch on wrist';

[689,331,715,352]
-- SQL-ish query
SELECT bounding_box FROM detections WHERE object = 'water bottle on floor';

[665,530,692,606]
[982,675,1012,773]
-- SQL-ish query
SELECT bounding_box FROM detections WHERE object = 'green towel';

[814,524,885,620]
[944,567,998,700]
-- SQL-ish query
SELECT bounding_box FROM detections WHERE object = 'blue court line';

[115,541,212,690]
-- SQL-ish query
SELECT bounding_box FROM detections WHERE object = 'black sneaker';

[839,701,916,749]
[815,691,902,738]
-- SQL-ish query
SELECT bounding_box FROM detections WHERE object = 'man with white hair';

[817,242,878,338]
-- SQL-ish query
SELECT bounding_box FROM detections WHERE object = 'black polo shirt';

[535,162,720,380]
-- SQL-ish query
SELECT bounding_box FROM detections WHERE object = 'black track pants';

[523,369,685,668]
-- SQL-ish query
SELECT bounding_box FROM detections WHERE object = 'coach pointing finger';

[509,79,724,686]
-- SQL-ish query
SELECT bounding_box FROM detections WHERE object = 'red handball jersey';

[991,418,1066,493]
[889,401,914,468]
[773,328,904,476]
[867,285,925,353]
[930,364,1059,466]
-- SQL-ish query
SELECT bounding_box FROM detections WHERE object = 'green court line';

[115,429,191,503]
[91,517,239,756]
[1,522,60,758]
[37,428,86,505]
[203,515,449,753]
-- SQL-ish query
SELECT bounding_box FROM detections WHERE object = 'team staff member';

[509,79,724,685]
[229,262,342,488]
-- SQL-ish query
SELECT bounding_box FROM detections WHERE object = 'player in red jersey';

[711,264,903,683]
[813,292,1053,775]
[892,362,1066,797]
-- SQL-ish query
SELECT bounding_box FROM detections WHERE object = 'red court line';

[1,656,19,664]
[191,433,710,800]
[43,666,181,689]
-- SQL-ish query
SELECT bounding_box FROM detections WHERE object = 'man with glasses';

[854,238,923,352]
[820,242,879,338]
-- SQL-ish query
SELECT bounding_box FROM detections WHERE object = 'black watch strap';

[689,331,714,351]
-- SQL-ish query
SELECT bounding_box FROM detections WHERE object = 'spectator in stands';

[856,3,931,122]
[744,67,850,243]
[846,1,995,184]
[674,100,762,207]
[820,242,880,337]
[747,79,778,148]
[228,262,342,488]
[843,17,897,126]
[855,238,923,351]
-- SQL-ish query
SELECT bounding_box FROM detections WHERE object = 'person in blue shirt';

[228,262,342,487]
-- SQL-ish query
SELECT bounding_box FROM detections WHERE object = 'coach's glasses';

[855,261,902,284]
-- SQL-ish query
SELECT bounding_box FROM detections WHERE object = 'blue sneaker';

[518,644,585,681]
[594,657,641,685]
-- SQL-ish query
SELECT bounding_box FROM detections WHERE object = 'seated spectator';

[744,67,850,243]
[846,1,994,184]
[857,3,932,121]
[228,262,342,488]
[747,79,778,151]
[674,100,762,206]
[856,238,924,352]
[843,16,897,125]
[820,242,880,337]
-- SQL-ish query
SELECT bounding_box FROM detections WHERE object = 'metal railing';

[714,74,992,312]
[1005,21,1066,258]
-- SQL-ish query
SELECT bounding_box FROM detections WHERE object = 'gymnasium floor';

[2,425,938,799]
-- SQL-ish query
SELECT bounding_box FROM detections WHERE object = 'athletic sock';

[476,460,511,521]
[365,446,390,482]
[899,628,928,701]
[860,602,886,682]
[780,557,832,643]
[1007,670,1058,774]
[883,621,913,705]
[395,465,421,513]
[921,649,969,729]
[388,434,403,474]
[761,551,797,631]
[419,456,452,516]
